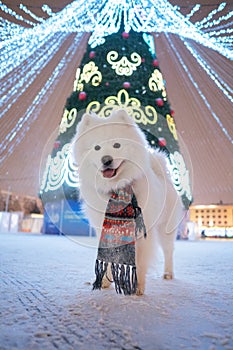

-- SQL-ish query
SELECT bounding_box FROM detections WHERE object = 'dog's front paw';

[101,265,113,289]
[101,277,112,289]
[163,272,173,280]
[136,285,144,296]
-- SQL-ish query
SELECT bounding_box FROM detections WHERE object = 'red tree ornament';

[158,137,167,147]
[54,140,61,149]
[155,98,164,107]
[79,91,87,101]
[152,59,159,67]
[123,82,131,89]
[122,32,129,39]
[89,51,96,59]
[170,109,175,117]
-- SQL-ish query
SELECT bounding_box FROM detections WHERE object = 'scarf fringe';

[92,259,108,290]
[132,194,147,239]
[93,259,137,295]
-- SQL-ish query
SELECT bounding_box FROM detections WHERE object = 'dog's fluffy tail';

[149,150,170,180]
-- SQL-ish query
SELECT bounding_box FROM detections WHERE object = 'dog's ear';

[111,109,134,125]
[80,112,92,128]
[76,112,97,134]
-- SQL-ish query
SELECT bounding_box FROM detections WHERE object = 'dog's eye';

[94,145,101,151]
[113,142,121,149]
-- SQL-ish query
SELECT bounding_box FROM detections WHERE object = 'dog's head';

[72,109,149,193]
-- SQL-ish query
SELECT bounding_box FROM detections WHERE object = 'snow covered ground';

[0,232,233,350]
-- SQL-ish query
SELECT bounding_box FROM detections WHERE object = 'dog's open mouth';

[101,161,123,179]
[102,168,117,178]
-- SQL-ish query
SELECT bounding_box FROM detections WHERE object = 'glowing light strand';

[208,28,233,37]
[185,4,201,21]
[0,33,83,165]
[0,30,55,79]
[199,10,233,30]
[195,2,227,28]
[0,33,68,118]
[41,5,54,17]
[204,21,233,34]
[142,0,232,59]
[0,33,64,97]
[19,4,44,23]
[1,33,65,145]
[166,33,233,145]
[0,18,25,41]
[0,1,36,26]
[181,39,233,102]
[217,37,233,44]
[37,0,101,33]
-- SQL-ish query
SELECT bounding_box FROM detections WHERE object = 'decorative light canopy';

[0,0,232,168]
[0,1,232,58]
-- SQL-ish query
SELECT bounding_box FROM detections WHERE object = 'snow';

[0,232,233,350]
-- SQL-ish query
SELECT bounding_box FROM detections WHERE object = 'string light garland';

[0,33,83,165]
[0,31,55,79]
[19,4,44,23]
[208,27,233,38]
[0,1,37,26]
[185,4,201,21]
[0,1,232,57]
[0,33,69,119]
[194,2,227,28]
[41,4,54,17]
[182,40,233,103]
[166,33,233,145]
[198,10,233,30]
[203,21,233,33]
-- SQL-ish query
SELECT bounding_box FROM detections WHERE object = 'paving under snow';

[0,232,233,350]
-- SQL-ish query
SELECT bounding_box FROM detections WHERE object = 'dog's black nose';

[101,155,113,167]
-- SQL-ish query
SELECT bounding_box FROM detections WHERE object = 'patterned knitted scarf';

[93,186,146,295]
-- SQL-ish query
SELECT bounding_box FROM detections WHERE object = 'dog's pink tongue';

[102,168,115,178]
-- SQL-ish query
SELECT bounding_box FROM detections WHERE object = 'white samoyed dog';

[72,109,183,295]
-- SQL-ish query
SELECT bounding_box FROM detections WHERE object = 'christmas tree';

[40,25,192,234]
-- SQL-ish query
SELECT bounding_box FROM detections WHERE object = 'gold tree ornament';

[166,114,178,140]
[86,89,157,125]
[149,69,167,99]
[73,68,81,91]
[74,62,102,91]
[107,51,142,76]
[59,108,78,134]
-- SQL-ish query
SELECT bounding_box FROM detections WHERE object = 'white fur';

[72,109,183,295]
